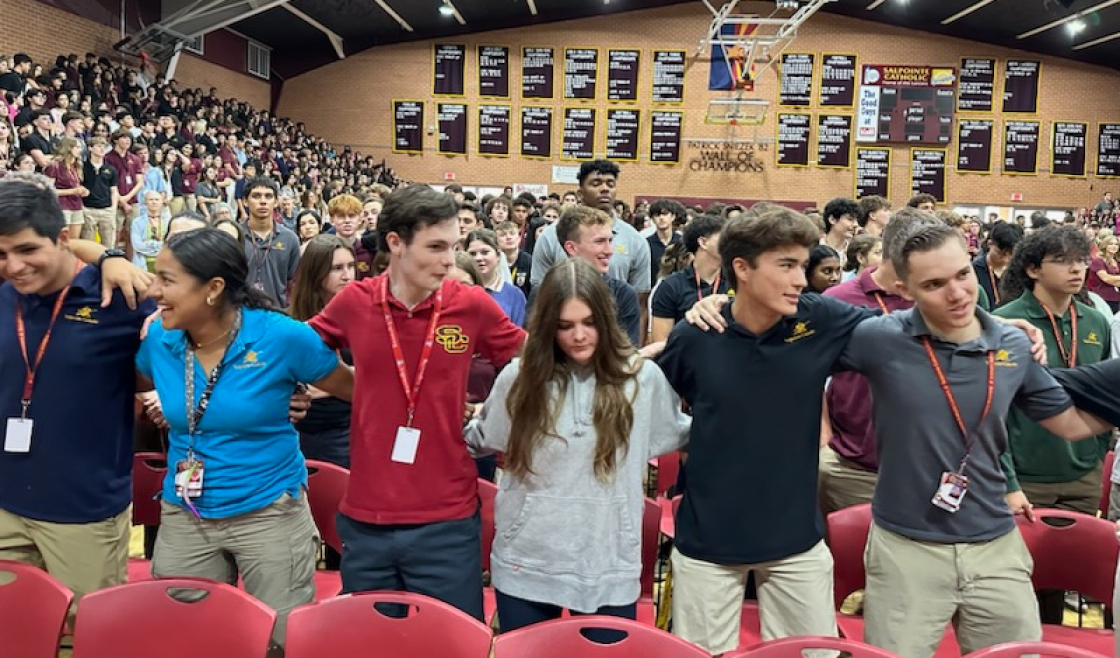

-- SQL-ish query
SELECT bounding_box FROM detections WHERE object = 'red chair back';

[305,460,349,554]
[494,615,708,658]
[826,503,872,609]
[479,478,497,572]
[73,578,276,658]
[131,452,168,527]
[1015,509,1119,603]
[962,640,1110,658]
[286,591,492,658]
[726,635,903,658]
[1100,451,1114,517]
[640,497,660,597]
[0,561,73,658]
[655,453,681,497]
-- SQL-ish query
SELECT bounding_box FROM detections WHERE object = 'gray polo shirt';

[243,224,301,308]
[839,307,1072,544]
[530,214,652,293]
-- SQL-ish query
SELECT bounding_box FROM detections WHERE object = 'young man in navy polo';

[0,172,156,611]
[308,184,525,620]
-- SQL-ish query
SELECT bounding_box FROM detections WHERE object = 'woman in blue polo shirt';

[135,228,352,648]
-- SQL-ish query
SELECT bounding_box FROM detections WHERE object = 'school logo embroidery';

[234,350,267,370]
[615,244,628,255]
[995,349,1017,367]
[515,272,527,287]
[436,325,470,354]
[274,241,286,250]
[65,306,99,324]
[784,321,816,343]
[1084,332,1101,346]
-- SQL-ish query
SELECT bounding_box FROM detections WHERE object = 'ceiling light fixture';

[439,2,455,16]
[865,0,889,10]
[1017,0,1120,39]
[1067,19,1087,35]
[1074,29,1120,49]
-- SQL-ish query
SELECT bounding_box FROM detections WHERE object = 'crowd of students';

[2,49,1120,658]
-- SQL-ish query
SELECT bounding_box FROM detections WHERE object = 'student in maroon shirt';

[818,210,929,515]
[308,184,524,620]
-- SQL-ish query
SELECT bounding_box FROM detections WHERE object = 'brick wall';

[0,0,270,112]
[276,2,1120,209]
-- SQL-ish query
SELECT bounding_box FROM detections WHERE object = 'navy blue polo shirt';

[0,265,155,523]
[657,293,875,564]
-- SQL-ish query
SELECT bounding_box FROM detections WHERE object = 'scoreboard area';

[877,85,954,144]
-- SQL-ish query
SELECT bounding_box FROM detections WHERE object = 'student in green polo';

[994,225,1111,624]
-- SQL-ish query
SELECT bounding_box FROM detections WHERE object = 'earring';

[206,296,215,306]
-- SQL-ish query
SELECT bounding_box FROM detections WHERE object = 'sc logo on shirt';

[436,325,470,354]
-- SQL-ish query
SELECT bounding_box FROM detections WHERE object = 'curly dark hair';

[999,225,1092,303]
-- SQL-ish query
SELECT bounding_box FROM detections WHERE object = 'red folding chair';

[637,497,660,625]
[0,560,73,658]
[1099,451,1113,517]
[479,478,498,623]
[129,452,167,583]
[286,590,493,658]
[962,640,1110,658]
[494,615,709,658]
[305,460,349,600]
[653,452,681,498]
[1015,509,1117,655]
[826,504,961,657]
[72,578,276,658]
[726,635,904,658]
[131,452,167,529]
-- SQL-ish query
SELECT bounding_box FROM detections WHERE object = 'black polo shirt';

[647,232,682,283]
[0,265,155,522]
[20,132,52,160]
[657,293,874,564]
[651,265,732,323]
[83,160,118,209]
[510,250,532,299]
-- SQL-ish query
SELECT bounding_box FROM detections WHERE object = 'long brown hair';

[504,259,639,483]
[290,234,354,320]
[52,136,83,182]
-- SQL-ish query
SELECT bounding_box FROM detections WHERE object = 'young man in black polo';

[646,199,685,284]
[974,221,1024,310]
[658,208,870,653]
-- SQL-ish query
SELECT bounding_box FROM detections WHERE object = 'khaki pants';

[62,209,84,236]
[863,523,1039,658]
[671,542,837,655]
[152,493,320,646]
[168,196,185,216]
[1019,462,1102,516]
[0,506,129,619]
[83,206,116,244]
[818,446,878,517]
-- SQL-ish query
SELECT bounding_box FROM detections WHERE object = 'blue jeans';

[495,589,636,643]
[338,511,483,621]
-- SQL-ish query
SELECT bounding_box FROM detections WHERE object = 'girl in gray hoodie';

[467,258,691,634]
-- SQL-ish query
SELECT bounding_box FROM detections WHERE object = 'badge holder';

[931,470,969,513]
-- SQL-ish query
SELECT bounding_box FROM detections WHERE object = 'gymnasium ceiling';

[218,0,1120,79]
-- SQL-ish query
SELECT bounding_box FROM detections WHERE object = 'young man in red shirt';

[308,184,525,619]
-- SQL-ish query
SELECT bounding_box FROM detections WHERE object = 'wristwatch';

[97,248,127,268]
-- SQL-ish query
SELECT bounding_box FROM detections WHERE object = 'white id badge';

[4,418,32,453]
[931,471,969,513]
[391,426,421,464]
[174,460,205,498]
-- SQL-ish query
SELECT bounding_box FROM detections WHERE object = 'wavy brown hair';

[289,234,354,321]
[504,259,639,484]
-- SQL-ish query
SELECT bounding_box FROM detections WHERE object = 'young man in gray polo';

[838,223,1113,658]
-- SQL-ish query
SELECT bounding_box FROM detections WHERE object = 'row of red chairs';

[0,566,1109,658]
[131,453,1120,655]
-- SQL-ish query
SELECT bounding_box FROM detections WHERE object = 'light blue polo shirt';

[136,307,339,518]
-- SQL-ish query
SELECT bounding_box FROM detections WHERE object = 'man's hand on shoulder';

[101,258,154,310]
[685,294,730,333]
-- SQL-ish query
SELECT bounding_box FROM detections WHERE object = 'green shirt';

[994,290,1111,489]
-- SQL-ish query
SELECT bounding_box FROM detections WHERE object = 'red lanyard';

[922,337,995,468]
[872,292,890,314]
[987,267,1000,306]
[14,261,82,417]
[695,269,720,300]
[1040,302,1078,368]
[381,276,443,427]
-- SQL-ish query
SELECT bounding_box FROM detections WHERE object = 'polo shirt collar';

[160,307,266,361]
[1018,288,1084,321]
[902,305,1004,351]
[377,272,444,313]
[857,266,894,296]
[723,295,798,339]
